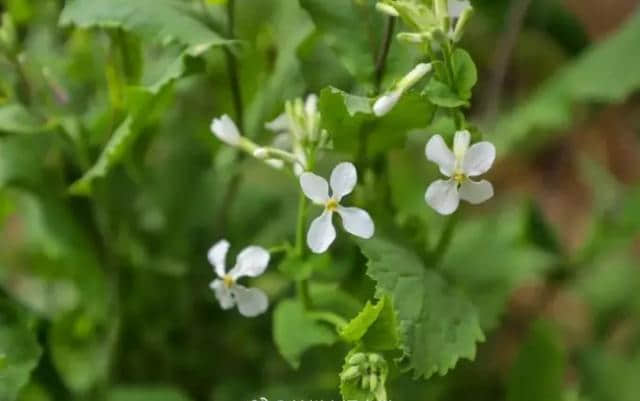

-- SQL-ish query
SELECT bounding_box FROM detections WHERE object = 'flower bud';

[397,32,426,44]
[375,3,399,17]
[253,147,268,159]
[347,352,367,365]
[398,63,432,90]
[369,374,378,391]
[373,90,401,117]
[340,365,361,381]
[210,115,242,147]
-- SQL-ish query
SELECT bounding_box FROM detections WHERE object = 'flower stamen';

[223,274,234,289]
[325,198,339,212]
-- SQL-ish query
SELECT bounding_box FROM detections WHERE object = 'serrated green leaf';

[273,299,338,369]
[358,237,484,379]
[0,104,45,135]
[507,321,566,401]
[452,48,477,99]
[340,296,398,352]
[423,79,468,108]
[59,0,231,54]
[0,301,42,401]
[496,8,640,152]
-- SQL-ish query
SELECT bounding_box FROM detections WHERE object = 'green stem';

[431,212,459,265]
[295,190,308,257]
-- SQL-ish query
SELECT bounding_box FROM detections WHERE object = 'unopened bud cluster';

[341,352,389,401]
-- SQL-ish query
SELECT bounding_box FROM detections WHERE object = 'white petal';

[307,211,336,254]
[232,285,268,317]
[207,240,229,278]
[272,132,292,150]
[299,172,330,204]
[373,91,401,116]
[336,206,375,239]
[265,113,290,133]
[449,0,471,19]
[459,179,494,204]
[228,246,270,279]
[210,115,241,146]
[425,135,455,177]
[330,162,357,200]
[425,179,460,215]
[453,130,471,160]
[463,141,496,177]
[265,159,285,169]
[210,280,235,310]
[305,94,318,117]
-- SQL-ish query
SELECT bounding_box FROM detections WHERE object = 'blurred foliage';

[0,0,639,401]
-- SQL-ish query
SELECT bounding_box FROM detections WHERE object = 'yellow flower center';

[223,275,234,289]
[326,198,339,212]
[453,171,466,184]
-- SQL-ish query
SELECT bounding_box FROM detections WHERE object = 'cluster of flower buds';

[376,0,473,46]
[211,94,328,176]
[340,352,389,401]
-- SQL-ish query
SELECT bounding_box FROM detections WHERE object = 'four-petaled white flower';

[208,240,270,317]
[300,162,375,253]
[210,114,242,146]
[425,130,495,215]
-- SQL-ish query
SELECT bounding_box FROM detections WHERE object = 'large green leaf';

[273,299,338,369]
[59,0,231,54]
[507,321,566,401]
[319,86,435,157]
[358,237,484,379]
[299,0,379,81]
[0,301,42,401]
[495,8,640,152]
[441,207,555,330]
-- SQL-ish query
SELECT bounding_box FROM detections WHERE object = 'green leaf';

[59,0,231,54]
[358,237,484,379]
[0,301,42,401]
[0,104,45,135]
[441,207,555,330]
[49,309,117,393]
[423,79,468,108]
[299,0,379,81]
[273,299,338,369]
[496,8,640,152]
[319,87,435,156]
[340,296,399,351]
[278,253,330,281]
[507,321,566,401]
[452,48,477,99]
[108,386,193,401]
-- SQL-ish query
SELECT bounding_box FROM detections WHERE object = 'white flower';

[210,114,242,146]
[207,240,270,317]
[425,130,495,215]
[300,162,375,253]
[448,0,471,19]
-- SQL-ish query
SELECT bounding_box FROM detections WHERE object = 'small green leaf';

[0,104,45,135]
[278,253,330,281]
[273,299,338,369]
[452,48,477,99]
[340,296,399,351]
[423,79,468,108]
[0,301,42,401]
[358,237,484,379]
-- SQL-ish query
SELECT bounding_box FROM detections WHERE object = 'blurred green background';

[1,0,640,400]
